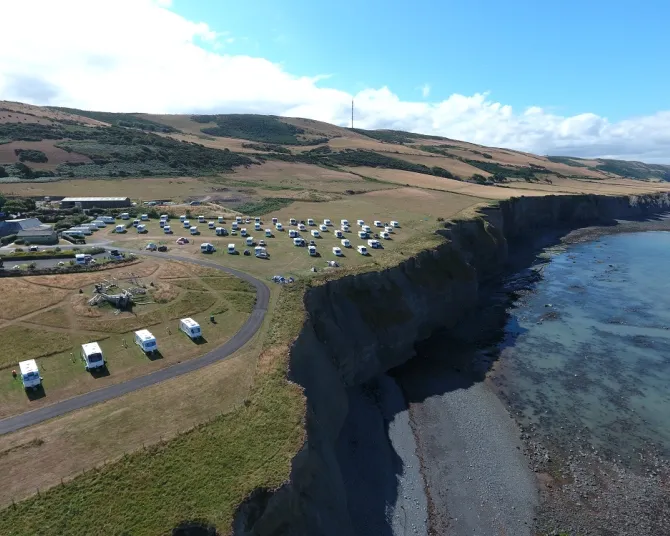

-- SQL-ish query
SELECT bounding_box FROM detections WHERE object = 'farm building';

[0,217,42,237]
[17,226,58,245]
[60,197,131,209]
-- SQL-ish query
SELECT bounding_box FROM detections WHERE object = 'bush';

[14,148,48,163]
[197,114,326,145]
[0,234,17,246]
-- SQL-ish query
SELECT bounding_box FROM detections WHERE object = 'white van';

[385,226,394,233]
[265,229,272,237]
[293,237,305,247]
[200,243,215,253]
[231,222,239,230]
[189,226,198,235]
[81,342,105,371]
[341,225,350,233]
[75,253,87,265]
[254,222,261,231]
[180,318,202,340]
[159,220,166,228]
[341,219,349,227]
[102,216,116,224]
[357,245,368,255]
[254,246,268,258]
[381,231,391,240]
[164,225,172,234]
[19,359,42,390]
[334,230,343,238]
[240,228,248,237]
[357,219,365,227]
[236,216,243,223]
[132,219,140,227]
[391,220,400,228]
[115,225,126,233]
[160,214,169,221]
[311,229,320,238]
[271,217,278,224]
[308,245,317,256]
[298,223,306,231]
[362,225,371,233]
[134,330,157,354]
[227,243,236,254]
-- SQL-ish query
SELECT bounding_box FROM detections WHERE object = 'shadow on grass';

[147,350,164,361]
[26,385,46,401]
[89,365,110,378]
[172,520,219,536]
[193,336,209,345]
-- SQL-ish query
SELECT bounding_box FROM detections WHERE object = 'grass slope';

[0,285,306,536]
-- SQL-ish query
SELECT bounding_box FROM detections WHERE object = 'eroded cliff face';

[234,193,670,536]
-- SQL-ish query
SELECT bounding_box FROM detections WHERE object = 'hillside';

[1,100,670,195]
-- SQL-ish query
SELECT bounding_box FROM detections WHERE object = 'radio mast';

[351,99,354,129]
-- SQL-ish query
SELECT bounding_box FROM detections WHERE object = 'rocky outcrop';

[234,193,670,536]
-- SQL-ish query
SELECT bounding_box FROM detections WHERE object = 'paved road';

[0,249,270,436]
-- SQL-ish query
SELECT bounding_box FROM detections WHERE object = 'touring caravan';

[215,227,228,236]
[357,245,368,255]
[198,216,205,223]
[227,243,236,254]
[179,318,202,340]
[164,225,172,234]
[134,330,157,353]
[81,342,105,371]
[308,245,317,256]
[189,226,198,235]
[120,213,130,220]
[19,360,42,390]
[332,247,343,256]
[208,221,215,229]
[102,216,116,224]
[265,229,272,237]
[137,224,147,233]
[140,214,149,221]
[341,238,351,248]
[115,225,126,233]
[200,243,216,253]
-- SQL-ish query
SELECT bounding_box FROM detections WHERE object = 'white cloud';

[1,0,669,163]
[420,84,431,98]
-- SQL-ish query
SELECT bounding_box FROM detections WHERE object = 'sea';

[492,231,670,467]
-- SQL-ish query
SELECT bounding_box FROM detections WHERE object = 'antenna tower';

[351,99,354,129]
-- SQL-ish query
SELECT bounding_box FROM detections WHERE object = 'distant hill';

[1,100,669,185]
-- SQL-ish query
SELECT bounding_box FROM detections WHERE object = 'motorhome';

[120,213,130,220]
[357,219,365,227]
[341,219,349,227]
[323,219,332,226]
[140,214,149,221]
[275,223,283,231]
[180,318,202,340]
[240,228,248,237]
[298,223,306,231]
[115,225,125,233]
[381,231,391,240]
[362,225,371,233]
[293,237,305,247]
[289,229,298,238]
[183,220,190,228]
[311,229,320,238]
[272,217,278,224]
[385,226,394,233]
[132,219,140,227]
[341,238,351,248]
[254,222,261,231]
[319,224,328,232]
[332,247,343,256]
[218,216,224,223]
[265,229,272,237]
[367,239,381,249]
[160,214,169,222]
[289,218,297,226]
[159,220,165,228]
[208,221,215,229]
[189,226,198,235]
[19,359,42,390]
[236,216,243,223]
[246,236,254,246]
[391,220,400,228]
[137,224,147,233]
[308,245,317,256]
[374,220,383,227]
[75,253,88,265]
[341,225,350,233]
[180,215,186,222]
[357,245,368,255]
[227,243,236,254]
[307,218,315,226]
[358,230,368,239]
[254,246,268,258]
[134,329,157,354]
[334,230,343,238]
[215,227,228,236]
[164,225,172,234]
[200,243,216,253]
[198,216,205,223]
[81,342,105,371]
[102,216,116,224]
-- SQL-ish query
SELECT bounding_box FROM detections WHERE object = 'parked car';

[176,237,189,245]
[157,245,168,252]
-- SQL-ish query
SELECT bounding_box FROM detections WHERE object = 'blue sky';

[173,0,670,122]
[2,0,670,161]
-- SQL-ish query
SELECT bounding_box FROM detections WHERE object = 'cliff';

[233,193,670,536]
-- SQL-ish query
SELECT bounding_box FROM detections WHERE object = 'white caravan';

[81,342,105,371]
[179,318,202,340]
[134,329,157,353]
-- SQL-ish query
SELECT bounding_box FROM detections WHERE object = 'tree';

[0,166,7,179]
[0,193,5,209]
[492,172,507,183]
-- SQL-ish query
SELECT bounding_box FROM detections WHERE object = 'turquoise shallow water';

[494,231,670,466]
